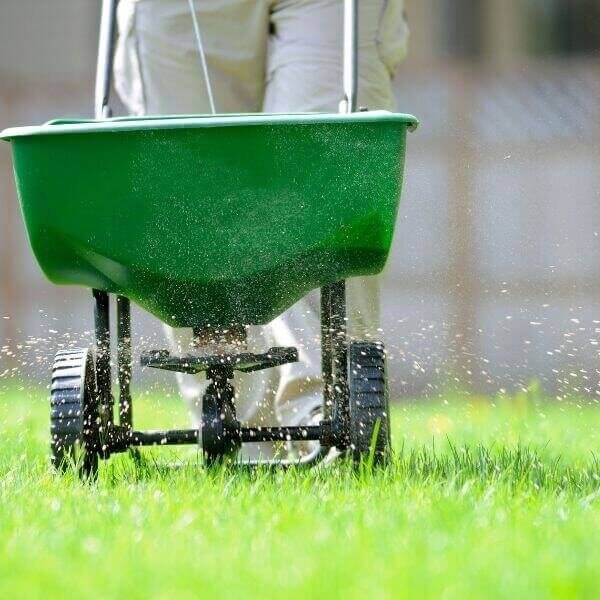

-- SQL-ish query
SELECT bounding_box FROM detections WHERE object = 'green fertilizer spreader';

[1,0,416,476]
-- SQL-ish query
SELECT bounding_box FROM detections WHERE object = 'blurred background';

[1,0,599,399]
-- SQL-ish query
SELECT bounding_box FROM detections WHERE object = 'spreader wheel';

[201,376,241,466]
[50,348,100,477]
[348,341,391,464]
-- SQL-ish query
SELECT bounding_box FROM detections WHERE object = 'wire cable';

[187,0,217,114]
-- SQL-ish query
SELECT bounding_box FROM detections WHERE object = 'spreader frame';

[41,0,395,473]
[86,0,356,463]
[91,282,350,465]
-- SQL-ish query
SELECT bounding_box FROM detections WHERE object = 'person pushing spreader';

[0,0,417,476]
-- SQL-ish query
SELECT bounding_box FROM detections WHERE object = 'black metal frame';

[91,282,350,464]
[140,346,299,374]
[87,0,359,466]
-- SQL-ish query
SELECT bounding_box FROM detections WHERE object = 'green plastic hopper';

[1,111,417,327]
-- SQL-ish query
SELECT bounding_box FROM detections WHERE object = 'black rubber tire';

[201,381,241,466]
[50,348,100,478]
[348,341,391,464]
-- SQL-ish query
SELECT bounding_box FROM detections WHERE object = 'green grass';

[0,386,598,599]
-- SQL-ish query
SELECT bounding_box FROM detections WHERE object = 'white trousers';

[114,0,408,457]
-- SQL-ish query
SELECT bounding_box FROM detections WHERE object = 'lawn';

[0,385,598,599]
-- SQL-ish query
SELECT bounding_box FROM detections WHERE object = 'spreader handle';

[95,0,118,119]
[342,0,358,114]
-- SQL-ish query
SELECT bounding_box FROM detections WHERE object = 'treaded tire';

[201,381,240,466]
[50,348,100,478]
[348,341,391,464]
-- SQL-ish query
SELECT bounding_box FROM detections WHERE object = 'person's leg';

[115,0,271,114]
[265,0,408,112]
[114,0,279,458]
[263,0,409,432]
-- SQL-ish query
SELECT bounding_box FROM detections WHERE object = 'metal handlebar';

[95,0,118,119]
[342,0,359,114]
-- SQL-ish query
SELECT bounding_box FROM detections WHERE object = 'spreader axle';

[125,424,325,448]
